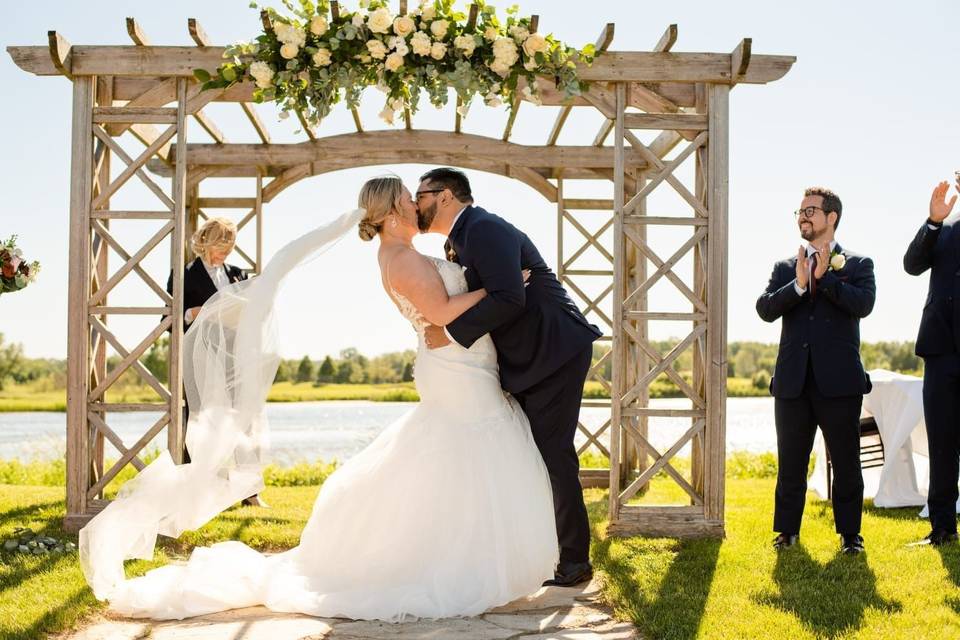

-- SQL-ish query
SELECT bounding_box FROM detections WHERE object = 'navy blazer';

[166,257,247,333]
[445,206,601,393]
[756,245,875,399]
[904,221,960,356]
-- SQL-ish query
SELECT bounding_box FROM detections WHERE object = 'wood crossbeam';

[86,412,170,499]
[548,23,614,146]
[620,418,705,504]
[105,79,176,136]
[577,419,611,458]
[88,316,172,402]
[588,349,612,392]
[92,125,176,210]
[87,220,174,306]
[622,323,706,406]
[87,411,145,473]
[623,322,705,409]
[624,130,708,217]
[90,220,172,304]
[563,276,613,329]
[622,225,708,312]
[561,209,614,266]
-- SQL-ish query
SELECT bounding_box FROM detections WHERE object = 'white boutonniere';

[829,251,846,272]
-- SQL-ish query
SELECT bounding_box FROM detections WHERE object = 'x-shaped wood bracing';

[622,225,707,313]
[89,220,173,306]
[625,131,709,218]
[619,417,706,504]
[88,315,172,402]
[578,419,611,458]
[86,411,170,500]
[623,322,706,410]
[621,323,707,407]
[563,277,613,330]
[561,210,614,270]
[92,125,176,211]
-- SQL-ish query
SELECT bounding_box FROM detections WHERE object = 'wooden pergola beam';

[46,31,71,79]
[547,23,614,146]
[125,18,150,46]
[7,46,795,84]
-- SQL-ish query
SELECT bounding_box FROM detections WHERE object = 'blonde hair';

[357,176,405,241]
[191,217,237,258]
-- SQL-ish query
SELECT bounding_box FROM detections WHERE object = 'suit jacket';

[445,206,602,393]
[903,221,960,356]
[756,244,875,399]
[166,257,247,333]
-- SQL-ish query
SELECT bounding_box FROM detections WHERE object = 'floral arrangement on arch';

[196,0,596,126]
[0,236,40,295]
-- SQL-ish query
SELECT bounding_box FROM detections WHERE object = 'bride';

[79,176,559,621]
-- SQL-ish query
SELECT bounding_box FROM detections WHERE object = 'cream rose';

[509,25,529,43]
[310,15,328,36]
[430,19,449,39]
[420,4,437,21]
[484,25,499,41]
[453,34,476,56]
[312,47,332,67]
[368,7,393,34]
[411,31,432,56]
[280,43,300,60]
[352,12,365,28]
[393,15,416,38]
[249,61,275,89]
[522,32,547,57]
[830,253,847,271]
[366,39,388,60]
[385,52,405,72]
[275,22,306,47]
[430,42,447,60]
[492,36,519,69]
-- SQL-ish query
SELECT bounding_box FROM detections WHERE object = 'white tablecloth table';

[810,369,933,508]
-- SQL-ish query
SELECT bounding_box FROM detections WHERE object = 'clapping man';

[756,187,876,554]
[903,174,960,546]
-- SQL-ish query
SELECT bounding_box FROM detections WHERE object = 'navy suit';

[904,220,960,532]
[756,245,876,535]
[446,205,601,563]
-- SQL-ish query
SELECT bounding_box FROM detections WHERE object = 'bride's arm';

[389,251,487,326]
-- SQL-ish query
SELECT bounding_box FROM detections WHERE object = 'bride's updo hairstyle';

[358,176,404,241]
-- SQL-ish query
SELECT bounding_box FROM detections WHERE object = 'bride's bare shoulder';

[381,247,438,289]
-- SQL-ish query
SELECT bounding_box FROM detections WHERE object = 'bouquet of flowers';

[0,236,40,295]
[196,0,595,127]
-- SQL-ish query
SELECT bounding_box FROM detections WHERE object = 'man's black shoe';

[543,561,593,587]
[772,533,799,550]
[840,533,864,555]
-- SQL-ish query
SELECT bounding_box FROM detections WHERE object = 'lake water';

[0,397,778,465]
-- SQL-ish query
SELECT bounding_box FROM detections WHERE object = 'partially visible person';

[166,217,264,507]
[757,187,875,555]
[903,174,960,546]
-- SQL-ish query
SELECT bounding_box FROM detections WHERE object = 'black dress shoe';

[241,495,269,508]
[917,529,959,547]
[543,561,593,587]
[841,534,865,555]
[772,533,799,550]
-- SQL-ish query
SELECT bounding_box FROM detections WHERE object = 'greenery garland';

[196,0,596,127]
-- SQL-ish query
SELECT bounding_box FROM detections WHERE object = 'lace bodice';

[390,256,468,337]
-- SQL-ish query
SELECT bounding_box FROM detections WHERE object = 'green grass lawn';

[3,475,958,639]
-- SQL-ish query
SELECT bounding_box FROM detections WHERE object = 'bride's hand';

[522,269,531,286]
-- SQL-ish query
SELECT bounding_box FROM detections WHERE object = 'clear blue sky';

[1,0,958,360]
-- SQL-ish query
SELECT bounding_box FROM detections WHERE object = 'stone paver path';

[56,579,640,639]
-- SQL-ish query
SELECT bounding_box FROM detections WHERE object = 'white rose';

[453,34,476,56]
[484,25,499,41]
[492,36,519,71]
[275,22,306,47]
[368,7,393,34]
[420,4,436,21]
[379,104,396,125]
[430,42,447,60]
[522,32,547,57]
[366,39,388,60]
[352,12,365,28]
[280,43,300,60]
[411,31,432,56]
[310,15,328,36]
[312,47,332,67]
[830,253,847,271]
[509,25,529,43]
[385,52,405,72]
[249,61,275,88]
[489,59,511,77]
[393,15,416,38]
[430,19,449,39]
[388,35,409,55]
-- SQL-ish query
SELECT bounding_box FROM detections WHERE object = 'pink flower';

[2,259,18,279]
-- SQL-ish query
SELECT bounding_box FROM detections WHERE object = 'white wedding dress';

[79,208,558,621]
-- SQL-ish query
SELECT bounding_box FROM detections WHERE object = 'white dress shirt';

[793,239,838,296]
[185,259,230,324]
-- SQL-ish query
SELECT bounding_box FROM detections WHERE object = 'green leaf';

[193,68,212,83]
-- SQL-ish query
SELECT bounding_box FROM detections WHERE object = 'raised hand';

[814,244,830,279]
[795,246,809,289]
[929,180,957,223]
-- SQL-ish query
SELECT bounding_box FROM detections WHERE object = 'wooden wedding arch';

[8,6,793,537]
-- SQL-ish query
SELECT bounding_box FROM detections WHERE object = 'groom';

[417,168,602,586]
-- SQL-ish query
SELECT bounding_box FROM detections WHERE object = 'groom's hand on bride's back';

[424,324,451,350]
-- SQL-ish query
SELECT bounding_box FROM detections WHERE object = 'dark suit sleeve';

[756,261,803,322]
[903,223,941,276]
[817,257,876,318]
[165,270,175,333]
[445,219,526,348]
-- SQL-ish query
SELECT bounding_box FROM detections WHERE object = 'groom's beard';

[417,202,438,232]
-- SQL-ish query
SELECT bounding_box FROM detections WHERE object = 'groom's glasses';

[793,206,824,219]
[415,189,444,201]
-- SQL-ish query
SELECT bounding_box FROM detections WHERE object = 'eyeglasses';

[793,206,824,219]
[415,189,445,201]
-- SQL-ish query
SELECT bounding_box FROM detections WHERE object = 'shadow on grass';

[586,493,721,640]
[754,544,901,637]
[12,585,95,640]
[935,542,960,614]
[0,499,65,530]
[861,501,927,522]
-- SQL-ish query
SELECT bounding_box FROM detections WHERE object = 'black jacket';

[166,257,247,333]
[903,221,960,357]
[445,206,601,393]
[756,245,876,399]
